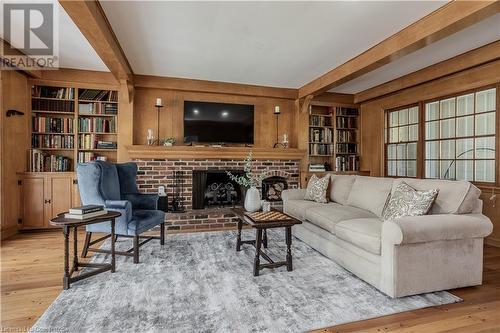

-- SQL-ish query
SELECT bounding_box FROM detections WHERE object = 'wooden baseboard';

[485,237,500,248]
[1,226,18,240]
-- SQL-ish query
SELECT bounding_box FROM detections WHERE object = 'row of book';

[309,115,332,127]
[32,99,75,113]
[28,149,71,172]
[309,128,333,143]
[78,134,117,150]
[32,86,75,99]
[33,116,74,133]
[335,155,359,172]
[78,152,107,163]
[336,117,357,129]
[32,134,74,149]
[309,143,333,156]
[336,129,356,143]
[336,107,359,116]
[79,102,118,115]
[336,143,358,154]
[79,117,116,133]
[79,89,118,102]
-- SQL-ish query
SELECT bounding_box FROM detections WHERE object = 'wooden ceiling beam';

[354,40,500,103]
[133,74,298,100]
[59,0,132,82]
[298,1,500,99]
[1,38,43,78]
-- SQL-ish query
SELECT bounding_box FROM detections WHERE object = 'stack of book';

[64,205,107,219]
[96,140,117,149]
[309,164,326,172]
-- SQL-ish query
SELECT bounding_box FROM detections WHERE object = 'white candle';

[274,106,280,114]
[156,98,162,107]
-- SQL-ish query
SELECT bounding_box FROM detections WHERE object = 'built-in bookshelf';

[307,103,360,173]
[29,85,118,172]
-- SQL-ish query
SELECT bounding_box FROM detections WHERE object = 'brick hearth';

[134,159,300,231]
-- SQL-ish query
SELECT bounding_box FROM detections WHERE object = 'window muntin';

[424,88,496,183]
[385,106,419,177]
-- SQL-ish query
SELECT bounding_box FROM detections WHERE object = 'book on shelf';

[309,143,333,156]
[69,205,104,215]
[309,164,326,172]
[309,115,332,127]
[32,99,75,113]
[336,116,357,129]
[335,155,359,172]
[79,89,118,102]
[309,127,333,143]
[96,141,117,149]
[336,107,359,116]
[32,134,74,149]
[336,130,356,143]
[78,152,107,163]
[79,102,118,115]
[32,86,74,99]
[336,143,358,154]
[78,134,98,149]
[33,116,74,133]
[28,149,71,172]
[79,117,116,133]
[64,209,108,220]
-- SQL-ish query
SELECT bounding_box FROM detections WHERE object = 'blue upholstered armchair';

[77,161,165,263]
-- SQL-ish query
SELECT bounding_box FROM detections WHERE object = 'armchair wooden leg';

[160,223,165,245]
[81,232,92,258]
[133,235,139,264]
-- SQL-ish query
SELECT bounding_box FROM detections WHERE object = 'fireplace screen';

[192,170,244,209]
[262,176,288,201]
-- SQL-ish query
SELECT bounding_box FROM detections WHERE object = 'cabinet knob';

[44,199,51,204]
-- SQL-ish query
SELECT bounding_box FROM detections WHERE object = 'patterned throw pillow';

[304,174,330,203]
[382,181,439,221]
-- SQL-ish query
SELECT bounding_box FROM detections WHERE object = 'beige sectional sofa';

[281,175,493,298]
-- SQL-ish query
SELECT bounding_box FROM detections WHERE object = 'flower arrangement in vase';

[227,150,267,212]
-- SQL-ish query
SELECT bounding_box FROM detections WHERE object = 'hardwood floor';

[1,231,500,332]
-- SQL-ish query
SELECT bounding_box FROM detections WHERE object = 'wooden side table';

[50,211,121,289]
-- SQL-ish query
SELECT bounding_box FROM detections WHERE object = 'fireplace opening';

[262,176,288,202]
[192,170,244,209]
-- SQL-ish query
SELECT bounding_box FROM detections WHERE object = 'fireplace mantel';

[126,145,306,160]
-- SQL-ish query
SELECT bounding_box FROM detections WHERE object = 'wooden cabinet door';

[47,177,73,226]
[21,177,45,229]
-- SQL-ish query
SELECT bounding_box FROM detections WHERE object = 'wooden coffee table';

[231,208,302,276]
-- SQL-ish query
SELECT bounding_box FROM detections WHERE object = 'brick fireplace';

[133,157,300,231]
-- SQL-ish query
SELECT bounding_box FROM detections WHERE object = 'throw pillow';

[304,174,330,203]
[382,181,439,221]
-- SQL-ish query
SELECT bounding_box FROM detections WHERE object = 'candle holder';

[273,106,284,148]
[154,102,164,146]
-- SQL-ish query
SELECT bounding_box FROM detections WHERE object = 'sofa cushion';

[329,174,356,204]
[335,218,382,255]
[304,174,330,203]
[305,203,376,234]
[347,176,394,217]
[283,200,324,220]
[393,178,480,214]
[382,181,438,221]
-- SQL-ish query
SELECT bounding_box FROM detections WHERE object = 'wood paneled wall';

[0,70,30,239]
[133,87,297,148]
[359,59,500,246]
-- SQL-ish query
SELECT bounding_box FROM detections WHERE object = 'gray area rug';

[31,230,461,332]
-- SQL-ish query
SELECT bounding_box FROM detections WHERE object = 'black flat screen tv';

[184,101,254,144]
